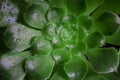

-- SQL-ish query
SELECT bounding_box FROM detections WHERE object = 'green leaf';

[52,35,65,49]
[62,14,78,28]
[105,29,120,46]
[78,15,93,31]
[47,7,65,23]
[85,0,104,15]
[86,31,105,48]
[9,0,29,11]
[0,51,31,80]
[84,74,105,80]
[25,55,55,80]
[52,48,71,64]
[48,0,67,9]
[71,41,87,55]
[67,0,86,15]
[59,21,78,49]
[51,65,69,80]
[70,28,78,48]
[84,62,106,80]
[0,51,31,69]
[31,36,52,55]
[43,22,57,40]
[78,26,87,41]
[92,0,120,19]
[94,11,120,36]
[24,5,47,29]
[25,0,49,10]
[0,29,10,53]
[102,73,119,80]
[114,50,120,79]
[4,23,42,51]
[51,72,69,80]
[0,0,19,27]
[57,22,73,48]
[102,0,120,14]
[86,48,119,74]
[64,55,88,80]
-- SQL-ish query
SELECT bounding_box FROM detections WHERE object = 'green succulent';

[0,0,120,80]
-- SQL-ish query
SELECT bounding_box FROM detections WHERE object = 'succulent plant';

[0,0,120,80]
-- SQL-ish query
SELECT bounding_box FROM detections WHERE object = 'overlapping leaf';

[4,23,42,51]
[64,55,88,80]
[0,0,120,80]
[31,36,52,55]
[94,11,120,36]
[24,5,47,29]
[25,55,55,80]
[0,51,31,80]
[0,0,19,27]
[86,48,119,74]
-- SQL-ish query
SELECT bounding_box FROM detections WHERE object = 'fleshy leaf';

[94,11,120,36]
[4,23,42,51]
[78,26,87,41]
[47,7,65,23]
[102,0,120,14]
[67,0,86,15]
[0,0,19,27]
[51,65,69,80]
[85,0,104,15]
[78,15,93,31]
[85,31,105,48]
[25,0,49,10]
[57,22,73,48]
[0,29,10,53]
[24,5,47,29]
[92,0,120,19]
[0,51,31,80]
[102,73,119,80]
[9,0,28,11]
[52,35,65,49]
[52,48,71,64]
[0,0,120,80]
[114,50,120,79]
[105,29,120,46]
[31,36,52,55]
[48,0,67,9]
[71,41,87,55]
[62,14,78,28]
[43,22,57,40]
[84,61,106,80]
[84,74,106,80]
[64,55,88,80]
[51,73,68,80]
[25,55,55,80]
[86,48,119,74]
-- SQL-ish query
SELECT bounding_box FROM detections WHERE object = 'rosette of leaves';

[0,0,120,80]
